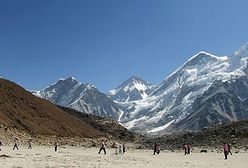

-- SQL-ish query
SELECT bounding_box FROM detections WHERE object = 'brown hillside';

[0,78,104,138]
[59,106,144,142]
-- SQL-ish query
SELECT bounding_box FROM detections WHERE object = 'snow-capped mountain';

[120,43,248,133]
[33,77,123,120]
[109,76,156,102]
[168,76,248,132]
[32,42,248,134]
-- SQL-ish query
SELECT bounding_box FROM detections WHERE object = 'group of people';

[98,140,126,155]
[116,143,126,155]
[13,138,32,150]
[0,138,61,152]
[183,143,192,155]
[152,141,231,160]
[0,138,233,160]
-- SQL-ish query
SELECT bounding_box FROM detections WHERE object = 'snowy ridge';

[188,51,228,61]
[31,42,248,134]
[119,44,248,133]
[32,77,122,120]
[159,51,228,86]
[168,76,248,132]
[109,76,156,102]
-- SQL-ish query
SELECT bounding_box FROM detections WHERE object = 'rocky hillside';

[0,78,105,139]
[142,120,248,150]
[0,78,140,144]
[59,106,144,142]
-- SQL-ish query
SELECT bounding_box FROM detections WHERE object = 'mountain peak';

[84,83,96,90]
[184,51,227,67]
[54,77,81,87]
[191,51,226,61]
[196,51,213,55]
[60,77,79,82]
[120,76,150,88]
[127,76,144,82]
[109,76,155,102]
[32,78,122,120]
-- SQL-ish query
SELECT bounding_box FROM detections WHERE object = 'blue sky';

[0,0,248,92]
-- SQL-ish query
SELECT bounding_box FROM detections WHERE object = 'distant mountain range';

[31,42,248,134]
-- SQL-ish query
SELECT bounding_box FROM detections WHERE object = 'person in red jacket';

[223,142,229,160]
[187,143,192,154]
[156,143,161,155]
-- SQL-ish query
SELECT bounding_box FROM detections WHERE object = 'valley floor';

[0,146,248,168]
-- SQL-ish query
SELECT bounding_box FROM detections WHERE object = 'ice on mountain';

[147,120,175,133]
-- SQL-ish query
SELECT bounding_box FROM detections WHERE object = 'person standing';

[156,143,160,155]
[119,143,123,154]
[153,143,157,155]
[228,143,232,155]
[187,143,191,154]
[13,138,19,150]
[27,139,32,149]
[223,142,229,160]
[98,140,106,155]
[123,143,126,154]
[183,144,187,155]
[0,140,3,151]
[54,141,58,152]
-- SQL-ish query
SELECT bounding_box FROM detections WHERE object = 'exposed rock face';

[167,76,248,132]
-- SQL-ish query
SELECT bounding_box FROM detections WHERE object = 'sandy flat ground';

[0,146,248,168]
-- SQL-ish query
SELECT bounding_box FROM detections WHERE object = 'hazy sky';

[1,0,248,92]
